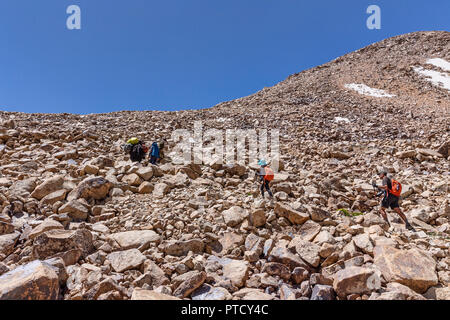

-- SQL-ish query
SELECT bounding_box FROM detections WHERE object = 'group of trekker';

[122,138,414,232]
[257,161,414,231]
[123,137,167,165]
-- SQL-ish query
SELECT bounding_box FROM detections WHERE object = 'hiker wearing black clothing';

[258,160,273,199]
[125,138,146,163]
[373,171,414,231]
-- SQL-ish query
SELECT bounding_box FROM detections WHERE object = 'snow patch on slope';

[426,58,450,72]
[413,66,450,92]
[334,117,351,123]
[344,83,396,98]
[215,118,230,123]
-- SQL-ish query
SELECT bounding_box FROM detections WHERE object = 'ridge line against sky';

[0,0,449,114]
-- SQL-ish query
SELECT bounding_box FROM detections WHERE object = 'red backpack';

[389,179,402,197]
[264,167,274,181]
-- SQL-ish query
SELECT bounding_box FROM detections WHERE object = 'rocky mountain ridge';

[0,31,449,300]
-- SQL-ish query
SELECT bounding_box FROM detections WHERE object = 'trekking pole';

[372,180,383,196]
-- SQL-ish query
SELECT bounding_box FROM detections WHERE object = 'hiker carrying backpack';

[149,142,160,165]
[124,137,145,162]
[258,159,274,199]
[130,143,145,162]
[374,171,414,231]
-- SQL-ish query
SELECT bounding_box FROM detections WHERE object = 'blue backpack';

[151,142,160,157]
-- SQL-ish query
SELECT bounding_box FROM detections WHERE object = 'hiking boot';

[405,222,415,231]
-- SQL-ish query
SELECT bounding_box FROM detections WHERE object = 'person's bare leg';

[393,207,407,223]
[394,207,414,230]
[379,207,390,226]
[266,181,273,198]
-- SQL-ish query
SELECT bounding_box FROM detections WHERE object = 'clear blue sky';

[1,0,449,114]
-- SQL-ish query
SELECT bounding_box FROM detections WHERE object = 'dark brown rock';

[0,260,59,300]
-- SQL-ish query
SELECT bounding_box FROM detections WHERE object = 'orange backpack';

[389,179,402,197]
[264,167,274,181]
